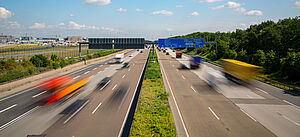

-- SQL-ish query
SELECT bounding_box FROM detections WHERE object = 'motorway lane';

[0,50,135,131]
[166,48,300,137]
[157,49,275,137]
[43,49,149,137]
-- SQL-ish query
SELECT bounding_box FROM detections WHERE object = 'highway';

[160,48,300,137]
[0,49,149,137]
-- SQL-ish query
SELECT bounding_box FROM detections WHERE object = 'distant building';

[0,35,15,43]
[20,36,35,44]
[67,36,83,43]
[36,37,59,43]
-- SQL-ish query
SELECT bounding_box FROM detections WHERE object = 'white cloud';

[235,7,247,13]
[188,11,199,17]
[0,7,13,19]
[136,9,144,12]
[294,1,300,9]
[29,23,46,29]
[101,27,120,33]
[240,23,246,27]
[166,28,173,32]
[70,14,74,17]
[83,0,111,6]
[245,10,263,16]
[47,22,65,29]
[212,1,241,10]
[152,10,173,16]
[197,0,224,3]
[117,8,127,12]
[69,21,99,30]
[0,21,20,29]
[176,5,183,8]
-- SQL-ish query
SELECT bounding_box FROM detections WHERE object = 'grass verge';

[130,48,176,137]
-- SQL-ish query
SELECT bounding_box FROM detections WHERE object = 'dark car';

[163,49,166,53]
[123,62,130,68]
[97,77,111,90]
[173,50,175,52]
[166,52,169,55]
[140,50,143,53]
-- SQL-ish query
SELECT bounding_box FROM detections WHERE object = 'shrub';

[60,60,67,68]
[280,52,300,80]
[51,54,58,61]
[252,50,266,66]
[224,49,237,59]
[30,54,50,67]
[237,49,248,62]
[52,62,59,69]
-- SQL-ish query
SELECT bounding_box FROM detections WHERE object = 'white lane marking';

[181,75,186,80]
[255,88,269,94]
[159,56,190,137]
[122,74,126,78]
[282,114,300,126]
[64,100,89,124]
[100,80,111,91]
[32,91,47,98]
[93,68,97,70]
[0,106,39,131]
[112,84,117,90]
[92,102,102,114]
[240,108,257,122]
[84,71,90,74]
[0,86,38,102]
[118,50,149,137]
[191,86,197,93]
[0,104,17,114]
[98,71,102,74]
[208,107,220,120]
[283,100,299,108]
[128,68,131,71]
[247,95,253,98]
[73,76,80,79]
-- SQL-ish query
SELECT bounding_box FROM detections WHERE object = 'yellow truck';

[221,59,262,83]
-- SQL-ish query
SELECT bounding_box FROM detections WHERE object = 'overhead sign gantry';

[158,38,205,48]
[88,38,145,49]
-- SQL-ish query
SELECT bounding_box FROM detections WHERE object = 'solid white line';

[64,100,89,124]
[255,88,269,94]
[0,104,17,114]
[93,68,97,70]
[92,102,102,114]
[122,74,126,78]
[247,95,253,98]
[282,114,300,126]
[112,84,117,90]
[32,91,47,98]
[100,80,111,91]
[208,107,220,120]
[283,100,299,108]
[84,71,90,74]
[191,86,197,93]
[73,76,80,79]
[0,87,38,102]
[240,108,257,122]
[0,106,39,131]
[117,50,149,137]
[128,69,131,71]
[159,53,190,137]
[181,75,186,80]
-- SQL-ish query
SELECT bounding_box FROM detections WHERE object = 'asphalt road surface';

[0,49,148,137]
[158,49,276,137]
[162,48,300,137]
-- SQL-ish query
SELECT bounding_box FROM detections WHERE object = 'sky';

[0,0,299,40]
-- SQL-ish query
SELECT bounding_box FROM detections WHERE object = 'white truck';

[115,54,124,63]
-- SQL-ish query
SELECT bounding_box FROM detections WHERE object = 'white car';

[129,54,133,57]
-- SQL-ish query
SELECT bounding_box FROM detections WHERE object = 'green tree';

[30,55,50,67]
[280,52,300,80]
[252,50,266,66]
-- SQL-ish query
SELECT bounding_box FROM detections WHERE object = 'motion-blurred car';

[129,54,133,57]
[97,77,111,90]
[123,62,130,68]
[140,50,143,53]
[163,49,166,53]
[166,52,169,55]
[173,50,175,52]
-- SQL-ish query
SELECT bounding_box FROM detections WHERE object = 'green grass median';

[130,49,176,137]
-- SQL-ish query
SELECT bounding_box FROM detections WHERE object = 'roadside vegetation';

[130,48,176,136]
[0,49,122,84]
[172,16,300,89]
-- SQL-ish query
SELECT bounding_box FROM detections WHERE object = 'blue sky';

[0,0,299,40]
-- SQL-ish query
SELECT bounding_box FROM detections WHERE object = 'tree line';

[171,16,300,81]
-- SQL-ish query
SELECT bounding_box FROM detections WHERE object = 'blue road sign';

[158,39,185,48]
[195,39,204,47]
[185,39,194,48]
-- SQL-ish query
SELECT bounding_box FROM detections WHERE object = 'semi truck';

[115,54,124,63]
[190,55,202,69]
[176,51,182,58]
[221,59,262,83]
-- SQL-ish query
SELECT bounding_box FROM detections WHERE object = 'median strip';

[130,49,176,137]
